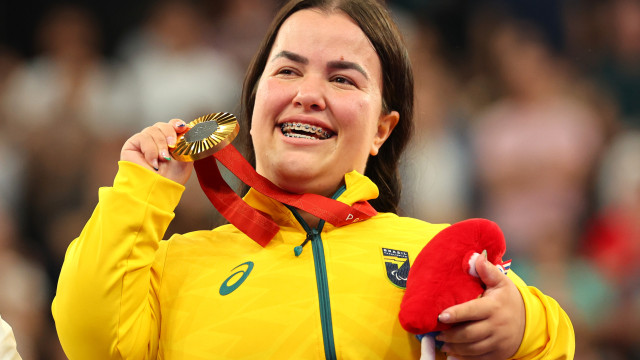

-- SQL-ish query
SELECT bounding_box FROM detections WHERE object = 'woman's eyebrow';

[272,50,308,64]
[327,60,369,80]
[271,50,369,80]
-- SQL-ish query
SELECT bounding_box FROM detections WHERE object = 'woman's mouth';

[280,122,334,140]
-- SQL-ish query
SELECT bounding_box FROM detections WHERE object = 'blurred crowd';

[0,0,638,359]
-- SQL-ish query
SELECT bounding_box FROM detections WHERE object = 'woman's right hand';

[121,119,193,185]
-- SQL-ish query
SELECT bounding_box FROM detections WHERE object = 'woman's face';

[251,9,398,196]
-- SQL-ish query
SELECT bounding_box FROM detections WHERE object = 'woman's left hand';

[435,254,526,360]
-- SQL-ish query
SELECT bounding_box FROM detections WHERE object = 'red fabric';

[194,156,278,247]
[399,218,507,334]
[194,144,378,247]
[582,207,640,284]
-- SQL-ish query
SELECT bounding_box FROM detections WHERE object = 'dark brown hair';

[241,0,414,213]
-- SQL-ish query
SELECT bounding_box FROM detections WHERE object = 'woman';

[52,0,575,359]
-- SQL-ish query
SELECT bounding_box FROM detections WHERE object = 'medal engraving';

[185,120,219,143]
[170,112,239,161]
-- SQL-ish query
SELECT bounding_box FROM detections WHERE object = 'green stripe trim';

[311,228,337,360]
[287,185,344,360]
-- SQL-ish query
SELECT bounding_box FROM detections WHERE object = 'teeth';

[284,133,317,140]
[280,122,332,140]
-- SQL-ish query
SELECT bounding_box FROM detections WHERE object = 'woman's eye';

[332,76,355,86]
[277,68,296,76]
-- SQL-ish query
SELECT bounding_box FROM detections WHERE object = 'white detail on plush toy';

[420,335,436,360]
[468,252,481,278]
[497,260,512,275]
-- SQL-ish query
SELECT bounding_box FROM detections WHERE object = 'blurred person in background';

[469,20,604,259]
[512,211,620,360]
[468,19,607,359]
[207,0,280,70]
[1,5,119,138]
[0,3,121,290]
[399,19,472,224]
[0,7,124,359]
[115,0,243,129]
[0,205,49,360]
[582,130,640,358]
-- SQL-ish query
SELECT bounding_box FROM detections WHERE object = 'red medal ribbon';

[193,144,377,247]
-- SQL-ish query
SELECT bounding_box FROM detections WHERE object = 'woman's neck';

[298,209,321,229]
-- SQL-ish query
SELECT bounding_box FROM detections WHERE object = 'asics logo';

[219,261,254,296]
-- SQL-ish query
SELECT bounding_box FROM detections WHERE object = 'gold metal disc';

[170,112,239,161]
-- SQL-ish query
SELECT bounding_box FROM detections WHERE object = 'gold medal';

[170,112,239,161]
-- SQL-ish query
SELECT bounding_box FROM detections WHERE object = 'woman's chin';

[271,170,338,196]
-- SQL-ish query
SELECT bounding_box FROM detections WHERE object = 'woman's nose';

[292,76,326,111]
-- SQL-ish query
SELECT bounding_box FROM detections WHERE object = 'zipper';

[291,185,347,257]
[287,186,345,360]
[311,227,336,360]
[294,232,312,257]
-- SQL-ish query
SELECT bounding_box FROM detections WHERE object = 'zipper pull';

[294,229,317,257]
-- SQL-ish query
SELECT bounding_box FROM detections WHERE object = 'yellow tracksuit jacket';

[52,161,575,359]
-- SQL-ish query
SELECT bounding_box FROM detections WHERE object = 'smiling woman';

[250,8,399,201]
[51,0,575,359]
[244,0,414,213]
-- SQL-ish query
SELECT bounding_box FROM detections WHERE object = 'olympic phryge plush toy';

[399,218,512,360]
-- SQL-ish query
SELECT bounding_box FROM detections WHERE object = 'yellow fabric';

[53,161,574,359]
[509,273,576,359]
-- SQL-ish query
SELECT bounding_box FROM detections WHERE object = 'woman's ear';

[370,110,399,156]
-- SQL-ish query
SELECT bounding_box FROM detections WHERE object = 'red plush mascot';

[399,218,512,360]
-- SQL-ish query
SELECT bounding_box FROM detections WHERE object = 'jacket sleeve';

[508,271,576,359]
[52,161,184,359]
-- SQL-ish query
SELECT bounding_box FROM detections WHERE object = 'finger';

[135,131,160,170]
[140,123,178,169]
[153,120,182,142]
[437,317,492,345]
[441,333,493,357]
[475,251,505,290]
[145,125,174,164]
[438,297,490,325]
[168,118,190,138]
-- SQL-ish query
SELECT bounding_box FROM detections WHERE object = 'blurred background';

[0,0,638,358]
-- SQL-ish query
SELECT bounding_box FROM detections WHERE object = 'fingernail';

[152,159,159,171]
[438,312,451,322]
[482,249,488,259]
[176,122,186,128]
[167,136,176,148]
[161,151,172,161]
[447,357,459,360]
